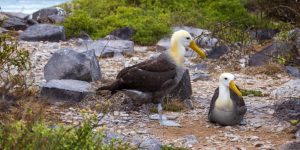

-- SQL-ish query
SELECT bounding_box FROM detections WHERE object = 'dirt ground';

[4,41,298,149]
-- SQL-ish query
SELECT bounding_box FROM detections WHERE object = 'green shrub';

[199,0,254,28]
[0,119,133,150]
[0,14,8,26]
[93,6,171,45]
[0,35,30,72]
[63,10,97,38]
[63,0,171,45]
[204,22,251,44]
[0,34,32,100]
[125,0,203,26]
[162,145,188,150]
[64,0,256,45]
[241,89,265,97]
[63,0,292,45]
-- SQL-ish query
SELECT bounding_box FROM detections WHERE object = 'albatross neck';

[218,84,231,100]
[169,40,185,65]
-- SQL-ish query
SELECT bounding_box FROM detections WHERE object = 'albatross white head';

[169,30,206,65]
[219,73,242,98]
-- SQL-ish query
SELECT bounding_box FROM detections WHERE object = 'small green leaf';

[290,120,299,126]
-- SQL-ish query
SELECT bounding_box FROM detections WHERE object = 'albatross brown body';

[98,52,183,104]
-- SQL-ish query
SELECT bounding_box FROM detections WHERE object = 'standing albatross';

[97,30,206,126]
[208,73,246,126]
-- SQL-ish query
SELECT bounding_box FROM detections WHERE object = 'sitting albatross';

[97,30,206,126]
[208,73,247,126]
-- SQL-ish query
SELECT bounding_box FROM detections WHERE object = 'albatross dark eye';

[224,77,228,80]
[186,37,191,40]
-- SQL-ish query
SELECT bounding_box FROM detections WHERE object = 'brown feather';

[97,53,177,96]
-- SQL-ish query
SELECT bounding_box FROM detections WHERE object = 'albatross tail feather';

[97,81,122,95]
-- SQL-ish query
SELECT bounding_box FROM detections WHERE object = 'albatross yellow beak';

[229,80,242,97]
[189,40,206,59]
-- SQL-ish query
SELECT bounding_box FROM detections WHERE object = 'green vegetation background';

[63,0,282,45]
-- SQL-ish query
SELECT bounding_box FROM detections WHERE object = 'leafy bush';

[0,118,133,150]
[199,0,254,28]
[0,13,8,26]
[64,0,265,45]
[93,6,171,45]
[63,10,97,38]
[63,0,293,45]
[241,89,264,97]
[162,145,188,150]
[0,35,32,101]
[63,0,171,45]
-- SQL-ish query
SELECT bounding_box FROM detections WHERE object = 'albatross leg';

[158,103,163,122]
[157,103,181,127]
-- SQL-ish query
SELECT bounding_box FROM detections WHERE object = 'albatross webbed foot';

[239,119,247,125]
[157,103,181,127]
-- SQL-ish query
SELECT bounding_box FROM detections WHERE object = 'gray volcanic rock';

[156,37,170,52]
[172,26,211,37]
[279,141,300,150]
[102,132,161,150]
[31,7,65,23]
[82,50,102,81]
[285,66,300,78]
[44,49,101,82]
[170,69,192,100]
[181,135,199,146]
[48,14,65,23]
[0,27,9,34]
[296,129,300,140]
[249,42,294,66]
[139,138,161,150]
[207,45,229,59]
[289,28,300,56]
[249,28,279,41]
[103,131,127,144]
[195,35,219,49]
[271,79,300,98]
[2,17,28,30]
[40,79,92,102]
[191,73,210,81]
[20,24,65,42]
[189,63,207,70]
[78,40,134,57]
[2,12,28,19]
[109,27,134,40]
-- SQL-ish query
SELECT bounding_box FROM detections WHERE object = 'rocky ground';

[17,40,299,149]
[1,5,300,149]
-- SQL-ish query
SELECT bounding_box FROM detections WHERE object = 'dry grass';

[149,106,159,113]
[0,98,55,124]
[242,62,284,75]
[148,99,186,113]
[163,99,186,112]
[84,91,127,113]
